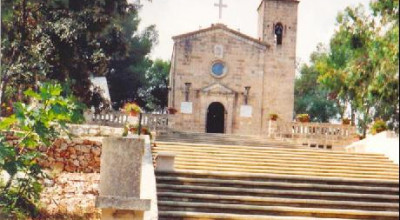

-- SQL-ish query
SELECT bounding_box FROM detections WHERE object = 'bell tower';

[258,0,299,127]
[258,0,299,54]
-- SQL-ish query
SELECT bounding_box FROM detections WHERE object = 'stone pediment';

[202,83,236,95]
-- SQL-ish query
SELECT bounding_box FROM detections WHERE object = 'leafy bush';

[296,114,310,123]
[0,83,84,218]
[370,119,388,135]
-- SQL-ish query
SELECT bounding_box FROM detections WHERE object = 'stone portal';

[207,102,226,133]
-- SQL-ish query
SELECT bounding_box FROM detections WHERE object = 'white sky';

[135,0,370,64]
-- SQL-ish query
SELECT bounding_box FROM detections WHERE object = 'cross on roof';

[214,0,227,20]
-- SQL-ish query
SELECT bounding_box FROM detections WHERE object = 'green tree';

[0,82,84,218]
[1,0,154,113]
[315,2,399,136]
[106,10,158,110]
[141,59,170,112]
[295,51,340,122]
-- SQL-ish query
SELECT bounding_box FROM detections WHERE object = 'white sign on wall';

[181,102,193,114]
[240,105,253,118]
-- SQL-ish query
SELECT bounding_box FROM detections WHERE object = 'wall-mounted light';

[244,86,251,105]
[184,82,192,102]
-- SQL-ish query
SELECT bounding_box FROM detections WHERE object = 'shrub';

[342,118,351,125]
[370,119,388,135]
[0,83,84,218]
[296,114,310,123]
[122,102,141,116]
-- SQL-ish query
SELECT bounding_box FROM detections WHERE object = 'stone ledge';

[95,196,151,211]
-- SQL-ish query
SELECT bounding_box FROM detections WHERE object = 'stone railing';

[269,120,358,149]
[84,111,128,127]
[141,114,170,134]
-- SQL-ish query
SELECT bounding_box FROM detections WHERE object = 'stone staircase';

[157,131,304,149]
[153,139,399,219]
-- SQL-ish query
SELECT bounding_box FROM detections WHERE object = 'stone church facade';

[168,0,299,136]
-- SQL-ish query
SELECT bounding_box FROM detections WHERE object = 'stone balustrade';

[141,114,170,134]
[269,120,358,149]
[84,111,129,127]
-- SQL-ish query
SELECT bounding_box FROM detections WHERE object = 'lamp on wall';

[244,86,251,105]
[184,82,192,102]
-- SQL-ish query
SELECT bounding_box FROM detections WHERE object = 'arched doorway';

[206,102,226,133]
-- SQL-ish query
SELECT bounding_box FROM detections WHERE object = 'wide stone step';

[171,165,399,180]
[156,176,399,195]
[171,157,399,172]
[157,170,399,188]
[153,150,398,171]
[157,192,399,211]
[158,201,399,219]
[155,143,391,160]
[157,184,399,203]
[158,211,359,220]
[153,149,396,167]
[157,137,303,148]
[174,156,397,172]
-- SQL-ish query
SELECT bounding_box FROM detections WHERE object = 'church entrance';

[206,102,226,133]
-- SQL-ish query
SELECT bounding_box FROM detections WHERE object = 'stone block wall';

[5,134,103,173]
[39,138,102,173]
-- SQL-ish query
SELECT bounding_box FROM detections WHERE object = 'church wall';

[170,28,266,135]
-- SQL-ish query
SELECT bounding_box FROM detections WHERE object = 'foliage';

[1,0,154,113]
[123,124,152,140]
[314,2,399,137]
[296,114,310,123]
[0,83,84,218]
[370,119,388,135]
[122,102,141,115]
[295,50,340,122]
[342,118,351,125]
[106,10,158,110]
[141,59,170,112]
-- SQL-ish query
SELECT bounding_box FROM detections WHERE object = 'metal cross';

[214,0,227,20]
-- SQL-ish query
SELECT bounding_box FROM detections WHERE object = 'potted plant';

[296,114,310,123]
[269,113,279,121]
[342,118,351,125]
[168,107,178,115]
[123,102,141,116]
[370,119,388,135]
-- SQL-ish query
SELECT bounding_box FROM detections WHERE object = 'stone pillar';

[96,137,150,220]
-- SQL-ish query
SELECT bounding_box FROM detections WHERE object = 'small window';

[274,23,283,45]
[211,61,228,78]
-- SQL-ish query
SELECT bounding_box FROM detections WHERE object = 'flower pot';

[269,114,278,121]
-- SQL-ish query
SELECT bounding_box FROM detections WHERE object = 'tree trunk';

[362,107,371,138]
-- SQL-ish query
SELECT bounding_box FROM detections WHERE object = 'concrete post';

[96,137,150,220]
[156,152,176,172]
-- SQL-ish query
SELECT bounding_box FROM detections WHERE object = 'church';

[168,0,299,136]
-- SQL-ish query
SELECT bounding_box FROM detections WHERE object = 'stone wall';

[39,138,102,173]
[5,134,102,173]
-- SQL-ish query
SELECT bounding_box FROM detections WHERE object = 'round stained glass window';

[211,62,227,77]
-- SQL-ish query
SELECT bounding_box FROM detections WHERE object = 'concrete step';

[153,152,398,173]
[158,170,400,188]
[157,184,399,203]
[158,192,399,211]
[167,154,399,172]
[155,143,392,161]
[171,165,399,180]
[171,160,399,177]
[158,201,399,219]
[156,176,399,195]
[158,211,354,220]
